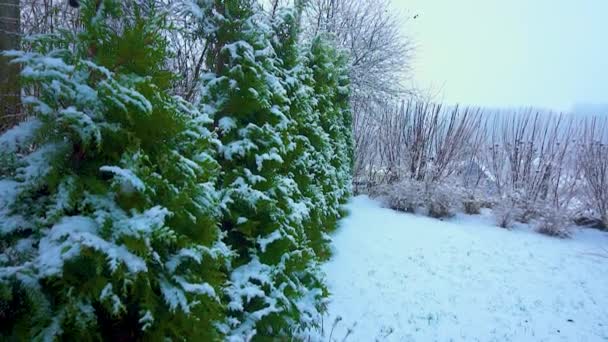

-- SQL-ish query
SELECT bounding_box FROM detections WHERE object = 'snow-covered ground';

[323,196,608,341]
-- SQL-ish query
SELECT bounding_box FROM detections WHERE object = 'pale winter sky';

[392,0,608,113]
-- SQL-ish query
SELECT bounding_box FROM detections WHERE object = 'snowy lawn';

[323,196,608,341]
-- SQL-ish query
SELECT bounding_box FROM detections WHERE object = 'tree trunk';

[0,0,21,132]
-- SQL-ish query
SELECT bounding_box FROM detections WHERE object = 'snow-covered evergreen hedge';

[192,0,351,338]
[0,0,352,340]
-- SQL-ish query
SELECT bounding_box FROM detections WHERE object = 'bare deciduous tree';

[163,0,210,101]
[20,0,80,37]
[302,0,414,101]
[17,0,213,102]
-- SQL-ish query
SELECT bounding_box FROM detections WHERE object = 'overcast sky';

[392,0,608,113]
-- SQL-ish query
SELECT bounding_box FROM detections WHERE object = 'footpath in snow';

[323,196,608,341]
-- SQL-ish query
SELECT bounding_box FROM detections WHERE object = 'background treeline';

[0,0,353,340]
[355,100,608,238]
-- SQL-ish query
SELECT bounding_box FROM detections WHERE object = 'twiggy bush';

[536,209,572,238]
[578,118,608,230]
[462,189,487,215]
[425,182,460,219]
[373,180,424,213]
[494,199,520,229]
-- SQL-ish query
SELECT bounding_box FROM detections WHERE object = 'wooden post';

[0,0,21,132]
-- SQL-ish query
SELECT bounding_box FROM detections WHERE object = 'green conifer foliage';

[193,0,353,338]
[0,1,227,340]
[0,0,353,339]
[306,35,354,231]
[269,4,330,327]
[196,0,308,337]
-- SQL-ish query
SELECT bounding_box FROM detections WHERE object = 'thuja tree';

[0,0,353,339]
[305,36,354,255]
[195,0,314,338]
[268,4,353,319]
[0,1,228,340]
[191,0,353,338]
[268,4,332,334]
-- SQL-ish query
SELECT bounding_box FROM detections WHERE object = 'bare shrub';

[514,200,541,224]
[388,195,418,213]
[495,210,513,229]
[578,117,608,229]
[536,209,572,238]
[354,101,484,189]
[480,111,582,225]
[493,198,520,229]
[354,100,605,236]
[352,100,379,193]
[372,180,424,213]
[427,195,453,219]
[371,178,467,219]
[461,187,490,215]
[424,181,460,219]
[536,218,571,239]
[463,197,482,215]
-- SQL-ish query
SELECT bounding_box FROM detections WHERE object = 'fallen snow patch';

[324,196,608,341]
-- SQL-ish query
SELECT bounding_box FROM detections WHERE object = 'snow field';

[324,196,608,341]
